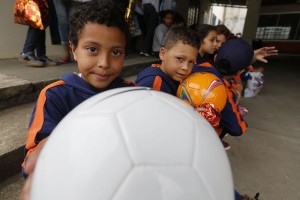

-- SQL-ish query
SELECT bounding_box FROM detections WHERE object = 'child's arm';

[23,83,68,176]
[136,75,175,95]
[155,28,167,47]
[220,88,247,136]
[20,138,46,200]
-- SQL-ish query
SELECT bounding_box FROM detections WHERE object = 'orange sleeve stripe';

[153,76,163,91]
[25,80,65,150]
[198,62,213,67]
[226,88,247,133]
[151,64,161,68]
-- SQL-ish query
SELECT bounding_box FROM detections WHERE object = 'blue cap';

[215,39,254,74]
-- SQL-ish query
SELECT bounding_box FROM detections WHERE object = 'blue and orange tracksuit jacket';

[22,72,135,176]
[192,58,247,137]
[135,64,179,95]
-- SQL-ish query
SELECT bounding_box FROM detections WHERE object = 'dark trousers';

[141,3,158,53]
[22,26,46,57]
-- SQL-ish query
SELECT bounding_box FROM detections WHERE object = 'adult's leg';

[141,3,158,54]
[22,27,39,54]
[53,0,70,44]
[35,29,46,57]
[36,28,57,66]
[20,27,45,66]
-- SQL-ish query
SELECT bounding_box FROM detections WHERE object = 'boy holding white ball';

[21,0,135,198]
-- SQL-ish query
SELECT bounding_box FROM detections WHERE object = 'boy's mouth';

[176,73,186,79]
[93,72,111,80]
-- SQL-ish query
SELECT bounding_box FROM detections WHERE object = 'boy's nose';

[181,62,189,70]
[98,54,110,69]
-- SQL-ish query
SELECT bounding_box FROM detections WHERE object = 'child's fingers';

[196,107,207,112]
[20,174,33,200]
[24,151,39,174]
[24,139,46,174]
[257,58,268,63]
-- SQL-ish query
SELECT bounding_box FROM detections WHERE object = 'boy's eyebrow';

[82,40,125,48]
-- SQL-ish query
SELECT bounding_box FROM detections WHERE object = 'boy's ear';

[159,47,166,60]
[69,43,77,61]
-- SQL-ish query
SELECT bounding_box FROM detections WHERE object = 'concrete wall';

[242,0,262,44]
[198,0,212,24]
[0,1,63,59]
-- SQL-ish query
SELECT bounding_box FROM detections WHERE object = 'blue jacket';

[192,60,247,137]
[135,64,179,95]
[23,72,135,174]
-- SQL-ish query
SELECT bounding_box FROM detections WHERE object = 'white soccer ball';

[31,87,234,200]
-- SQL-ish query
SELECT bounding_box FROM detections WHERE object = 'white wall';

[211,5,247,36]
[0,1,63,59]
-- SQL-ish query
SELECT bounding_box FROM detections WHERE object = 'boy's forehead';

[78,23,126,44]
[167,41,198,56]
[168,40,194,50]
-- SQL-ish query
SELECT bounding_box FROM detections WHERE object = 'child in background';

[215,24,278,64]
[193,37,254,149]
[191,24,218,65]
[136,26,199,95]
[21,0,135,189]
[215,24,234,51]
[215,24,278,98]
[152,9,174,56]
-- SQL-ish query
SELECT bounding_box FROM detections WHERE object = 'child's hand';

[254,46,278,63]
[195,107,207,112]
[194,103,221,128]
[20,139,46,200]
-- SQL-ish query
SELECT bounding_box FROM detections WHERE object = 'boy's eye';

[112,50,121,56]
[176,57,184,62]
[87,47,97,53]
[189,60,196,65]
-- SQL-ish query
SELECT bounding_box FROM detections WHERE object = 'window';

[256,13,300,40]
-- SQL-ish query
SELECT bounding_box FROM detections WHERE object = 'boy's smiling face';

[70,23,126,90]
[159,41,198,82]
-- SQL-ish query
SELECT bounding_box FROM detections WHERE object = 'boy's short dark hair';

[214,39,254,75]
[163,26,200,50]
[69,0,130,48]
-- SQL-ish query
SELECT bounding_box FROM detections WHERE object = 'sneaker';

[222,141,231,150]
[58,56,72,64]
[38,55,58,66]
[242,192,260,200]
[18,52,44,67]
